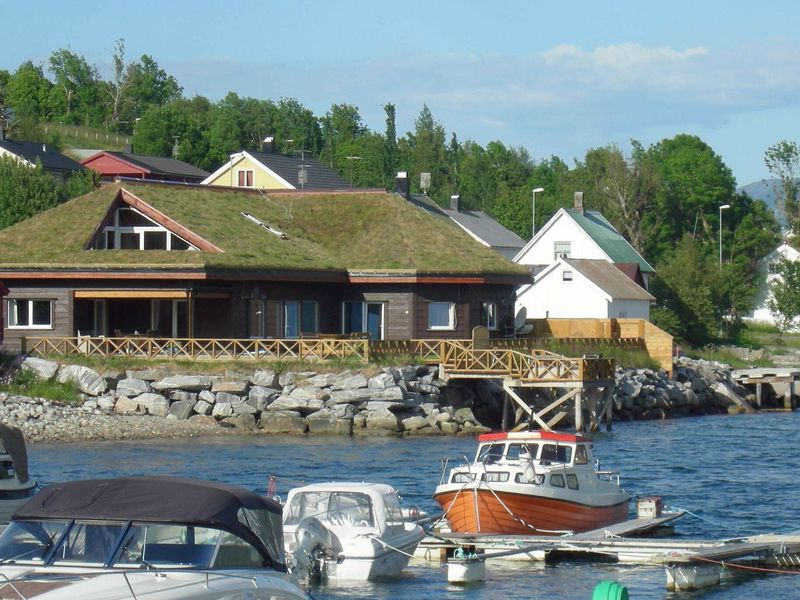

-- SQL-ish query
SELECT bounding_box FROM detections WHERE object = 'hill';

[738,178,784,225]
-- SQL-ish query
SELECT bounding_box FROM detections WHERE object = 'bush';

[0,368,80,403]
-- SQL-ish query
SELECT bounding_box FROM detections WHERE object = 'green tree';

[5,61,53,123]
[272,98,322,155]
[105,39,137,131]
[398,104,449,203]
[131,103,208,168]
[383,103,398,185]
[128,54,182,116]
[48,48,99,124]
[768,259,800,339]
[764,140,800,235]
[320,103,365,168]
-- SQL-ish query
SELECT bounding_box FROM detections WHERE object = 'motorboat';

[0,476,309,599]
[0,424,38,525]
[433,431,631,535]
[283,481,425,582]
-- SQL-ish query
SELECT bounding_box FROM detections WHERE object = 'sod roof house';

[0,181,529,351]
[82,150,209,183]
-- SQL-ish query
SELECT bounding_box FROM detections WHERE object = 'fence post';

[20,337,27,354]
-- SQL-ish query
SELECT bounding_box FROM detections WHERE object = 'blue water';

[27,412,800,599]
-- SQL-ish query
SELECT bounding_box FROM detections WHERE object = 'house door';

[248,299,266,338]
[343,301,384,340]
[366,303,383,341]
[152,299,188,337]
[92,300,107,336]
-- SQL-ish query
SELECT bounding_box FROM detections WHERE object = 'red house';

[82,151,209,183]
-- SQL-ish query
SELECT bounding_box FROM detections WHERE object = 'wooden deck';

[733,367,800,410]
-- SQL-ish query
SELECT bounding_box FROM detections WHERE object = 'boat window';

[0,459,15,479]
[477,443,505,463]
[113,524,219,568]
[52,521,126,565]
[575,445,589,465]
[382,493,404,526]
[507,443,539,460]
[237,507,285,567]
[566,474,580,490]
[284,491,374,528]
[482,472,510,482]
[515,473,544,485]
[0,520,68,564]
[213,531,263,568]
[540,444,572,464]
[550,474,565,488]
[451,472,476,484]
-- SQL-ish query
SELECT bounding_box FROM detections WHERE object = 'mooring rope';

[689,554,800,575]
[480,480,573,536]
[666,505,738,531]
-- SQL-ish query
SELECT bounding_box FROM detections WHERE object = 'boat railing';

[595,469,621,486]
[438,456,473,485]
[118,569,260,597]
[0,571,28,599]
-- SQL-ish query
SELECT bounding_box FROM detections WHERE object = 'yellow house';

[202,140,348,191]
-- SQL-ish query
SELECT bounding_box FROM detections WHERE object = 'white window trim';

[101,207,197,251]
[7,299,54,330]
[554,240,571,260]
[236,169,254,188]
[481,301,498,331]
[428,301,456,331]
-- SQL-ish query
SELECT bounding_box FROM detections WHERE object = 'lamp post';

[531,187,544,239]
[345,156,362,188]
[719,204,730,264]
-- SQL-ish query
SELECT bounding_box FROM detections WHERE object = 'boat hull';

[434,487,629,535]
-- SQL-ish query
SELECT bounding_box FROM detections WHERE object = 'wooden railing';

[24,336,370,361]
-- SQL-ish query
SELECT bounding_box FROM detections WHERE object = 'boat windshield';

[0,520,69,564]
[476,443,505,463]
[284,491,375,528]
[540,444,573,465]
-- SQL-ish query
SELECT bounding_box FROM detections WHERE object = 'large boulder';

[168,400,194,420]
[212,380,248,395]
[331,374,368,391]
[266,395,325,414]
[193,399,213,415]
[116,378,150,397]
[212,402,234,418]
[151,375,212,392]
[215,391,242,405]
[306,409,352,435]
[57,365,107,396]
[260,410,307,434]
[365,408,401,433]
[251,369,278,388]
[306,373,343,388]
[21,356,59,380]
[368,372,395,389]
[224,414,257,430]
[232,400,258,415]
[248,386,279,411]
[290,386,330,402]
[135,393,169,417]
[330,388,373,404]
[114,396,140,414]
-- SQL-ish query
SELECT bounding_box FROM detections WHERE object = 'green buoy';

[592,580,629,600]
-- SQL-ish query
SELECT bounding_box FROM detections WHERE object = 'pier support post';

[665,564,720,591]
[603,386,613,432]
[574,389,584,433]
[501,392,509,432]
[785,381,795,411]
[755,383,762,408]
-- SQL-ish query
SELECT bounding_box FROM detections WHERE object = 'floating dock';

[732,367,800,410]
[415,514,800,590]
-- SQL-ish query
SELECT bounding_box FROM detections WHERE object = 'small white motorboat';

[0,476,309,599]
[283,481,425,582]
[0,424,38,525]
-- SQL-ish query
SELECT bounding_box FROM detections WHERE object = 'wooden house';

[82,150,209,183]
[0,181,529,351]
[0,130,85,183]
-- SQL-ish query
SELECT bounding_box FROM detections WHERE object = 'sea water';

[28,411,800,599]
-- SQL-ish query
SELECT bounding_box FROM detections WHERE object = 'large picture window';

[7,299,53,329]
[427,302,456,330]
[342,301,384,340]
[283,300,318,338]
[95,207,196,251]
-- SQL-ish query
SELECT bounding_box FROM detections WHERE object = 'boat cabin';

[473,431,593,469]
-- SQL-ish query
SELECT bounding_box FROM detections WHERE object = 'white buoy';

[447,556,486,583]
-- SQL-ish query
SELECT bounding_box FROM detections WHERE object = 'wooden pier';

[732,368,799,411]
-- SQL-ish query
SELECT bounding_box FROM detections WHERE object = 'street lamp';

[719,204,730,264]
[531,187,544,239]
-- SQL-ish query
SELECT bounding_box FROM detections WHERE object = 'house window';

[768,262,779,274]
[554,241,571,260]
[237,170,254,188]
[428,302,456,330]
[562,271,573,282]
[481,302,498,330]
[283,301,318,338]
[342,301,384,340]
[7,299,53,329]
[96,207,197,251]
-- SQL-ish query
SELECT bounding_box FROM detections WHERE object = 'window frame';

[554,241,571,260]
[236,169,254,188]
[7,299,54,330]
[283,300,319,338]
[427,301,456,331]
[562,270,573,282]
[99,207,196,251]
[481,301,498,331]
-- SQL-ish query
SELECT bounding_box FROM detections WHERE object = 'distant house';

[395,174,526,260]
[202,138,348,191]
[745,241,800,326]
[82,150,209,183]
[513,192,655,319]
[0,181,529,351]
[0,129,85,183]
[516,257,654,320]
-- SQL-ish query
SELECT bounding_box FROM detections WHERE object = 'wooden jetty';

[416,517,800,590]
[732,367,799,411]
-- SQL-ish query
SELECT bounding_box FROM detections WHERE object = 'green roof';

[0,182,529,278]
[566,209,655,274]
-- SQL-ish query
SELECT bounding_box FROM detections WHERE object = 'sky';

[2,0,800,186]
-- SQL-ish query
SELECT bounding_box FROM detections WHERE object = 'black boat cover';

[12,476,286,570]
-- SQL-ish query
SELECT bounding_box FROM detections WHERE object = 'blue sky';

[2,0,800,185]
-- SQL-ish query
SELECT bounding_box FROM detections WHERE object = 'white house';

[745,241,800,326]
[517,257,654,320]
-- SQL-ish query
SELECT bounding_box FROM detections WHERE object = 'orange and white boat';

[433,431,631,535]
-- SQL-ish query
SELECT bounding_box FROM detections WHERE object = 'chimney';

[394,171,410,199]
[574,191,584,214]
[261,136,275,153]
[124,143,133,154]
[42,144,47,153]
[450,194,460,211]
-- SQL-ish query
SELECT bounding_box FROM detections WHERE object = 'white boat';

[283,482,425,582]
[434,431,631,535]
[0,424,38,525]
[0,476,309,599]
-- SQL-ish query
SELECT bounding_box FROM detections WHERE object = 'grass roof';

[0,182,529,277]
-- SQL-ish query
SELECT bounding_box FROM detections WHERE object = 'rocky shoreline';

[0,355,768,444]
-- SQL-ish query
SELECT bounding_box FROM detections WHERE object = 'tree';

[383,103,398,186]
[48,48,99,124]
[764,140,800,236]
[768,259,800,339]
[398,104,449,203]
[272,98,322,156]
[320,103,365,168]
[131,103,208,168]
[5,61,53,123]
[129,54,182,115]
[105,39,136,131]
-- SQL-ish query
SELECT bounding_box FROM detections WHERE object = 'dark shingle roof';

[248,151,348,190]
[103,152,209,179]
[563,258,654,300]
[0,139,84,173]
[441,207,526,259]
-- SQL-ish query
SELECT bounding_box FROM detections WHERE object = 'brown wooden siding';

[2,286,72,352]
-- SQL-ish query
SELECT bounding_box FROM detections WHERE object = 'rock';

[198,389,216,404]
[330,388,373,404]
[290,386,330,402]
[331,374,368,391]
[365,400,411,412]
[618,379,642,397]
[216,391,242,404]
[212,403,234,418]
[365,408,401,432]
[82,399,98,410]
[306,409,352,435]
[368,372,395,389]
[454,407,478,424]
[168,400,194,420]
[102,370,124,390]
[461,422,492,434]
[248,386,279,411]
[266,395,325,414]
[251,369,278,388]
[21,357,59,380]
[114,396,140,414]
[260,410,307,434]
[57,365,107,396]
[96,396,116,411]
[232,401,258,415]
[369,386,405,401]
[224,414,257,430]
[170,390,197,402]
[193,400,213,415]
[116,378,150,397]
[401,415,429,431]
[151,375,212,392]
[212,380,248,394]
[409,381,440,395]
[439,421,460,435]
[278,372,296,387]
[126,369,168,381]
[712,381,755,413]
[420,402,439,416]
[135,393,169,417]
[306,373,342,388]
[333,404,354,420]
